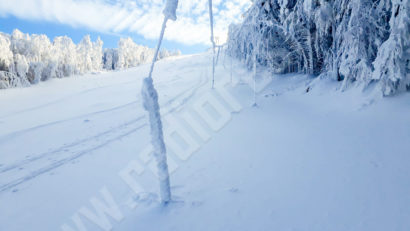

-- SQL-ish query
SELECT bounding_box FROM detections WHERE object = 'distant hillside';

[0,30,180,89]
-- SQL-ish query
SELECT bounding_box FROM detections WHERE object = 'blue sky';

[0,0,251,54]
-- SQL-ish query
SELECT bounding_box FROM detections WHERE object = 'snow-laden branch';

[225,0,409,95]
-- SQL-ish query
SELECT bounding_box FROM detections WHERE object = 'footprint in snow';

[264,93,280,98]
[171,185,184,190]
[132,193,158,206]
[190,201,203,207]
[228,187,239,193]
[359,99,375,111]
[84,119,90,123]
[370,161,380,168]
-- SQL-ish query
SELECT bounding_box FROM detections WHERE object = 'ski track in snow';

[1,53,409,231]
[0,100,139,143]
[0,79,138,120]
[0,65,208,193]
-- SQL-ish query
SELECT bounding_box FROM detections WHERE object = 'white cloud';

[0,0,251,46]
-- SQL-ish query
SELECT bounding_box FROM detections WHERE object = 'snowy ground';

[0,53,409,231]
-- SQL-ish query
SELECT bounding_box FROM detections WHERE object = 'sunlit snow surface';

[0,53,409,230]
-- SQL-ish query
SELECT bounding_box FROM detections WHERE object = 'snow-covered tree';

[91,37,103,71]
[116,37,158,69]
[0,29,180,90]
[53,36,78,78]
[77,35,93,73]
[103,37,178,71]
[103,48,118,70]
[371,0,410,95]
[0,33,13,72]
[1,31,31,87]
[14,54,29,79]
[226,0,409,95]
[159,49,170,59]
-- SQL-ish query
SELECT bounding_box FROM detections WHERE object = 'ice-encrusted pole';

[252,29,259,107]
[252,44,257,107]
[230,56,233,84]
[141,0,178,204]
[208,0,216,89]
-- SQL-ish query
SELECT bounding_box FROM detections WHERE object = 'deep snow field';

[0,53,409,231]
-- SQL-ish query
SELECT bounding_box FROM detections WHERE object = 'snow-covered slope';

[0,53,409,231]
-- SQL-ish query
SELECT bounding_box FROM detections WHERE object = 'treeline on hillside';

[0,29,180,89]
[226,0,409,95]
[103,37,179,70]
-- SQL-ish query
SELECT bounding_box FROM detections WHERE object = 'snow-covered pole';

[147,20,167,79]
[230,56,233,84]
[252,25,259,107]
[208,0,216,89]
[251,7,261,107]
[141,0,178,204]
[329,6,338,81]
[253,43,257,107]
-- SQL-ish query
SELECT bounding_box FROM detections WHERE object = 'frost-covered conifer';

[0,29,180,89]
[0,33,13,72]
[372,0,410,95]
[226,0,409,95]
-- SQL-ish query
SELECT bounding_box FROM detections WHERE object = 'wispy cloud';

[0,0,251,45]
